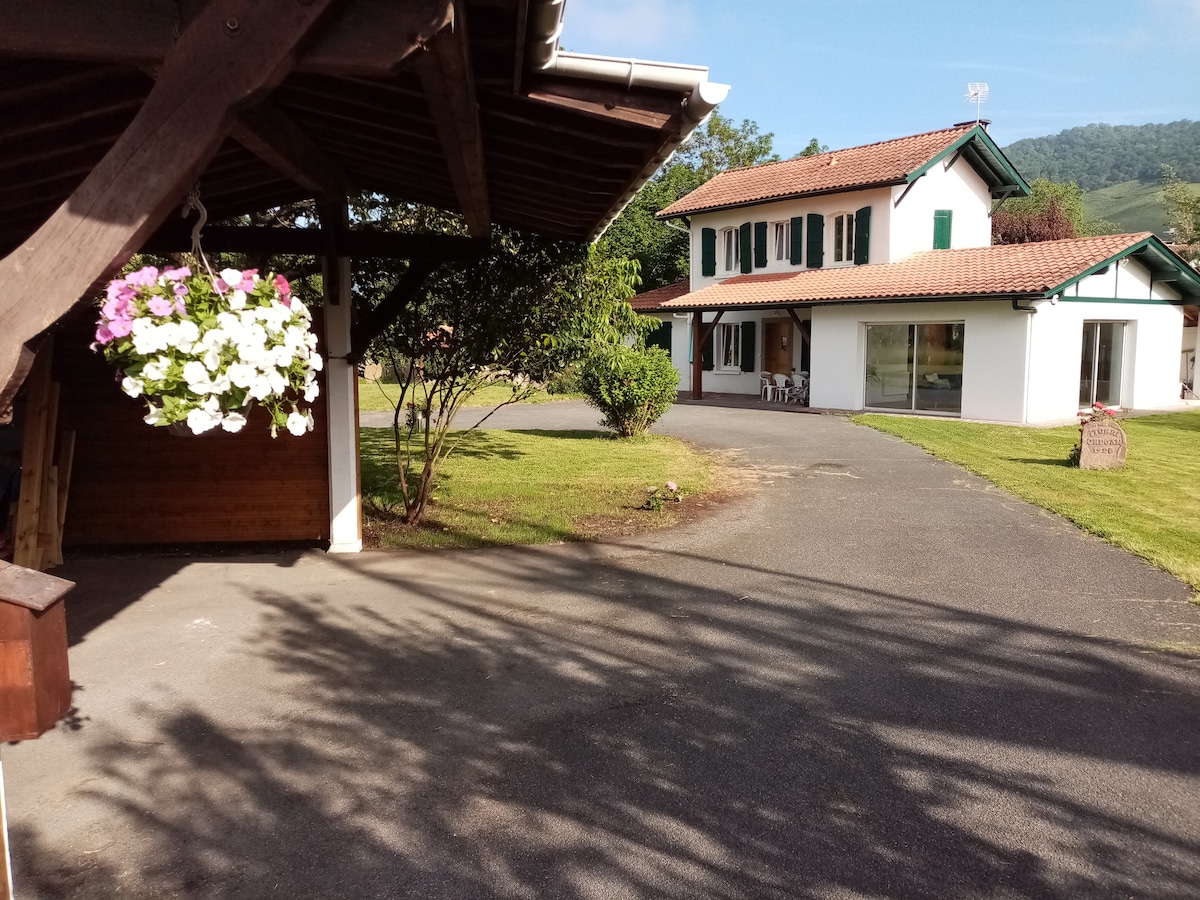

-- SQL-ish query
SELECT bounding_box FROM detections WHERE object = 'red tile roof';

[659,234,1155,309]
[658,124,978,218]
[629,279,690,310]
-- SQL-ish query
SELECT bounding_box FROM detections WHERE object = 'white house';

[638,124,1200,423]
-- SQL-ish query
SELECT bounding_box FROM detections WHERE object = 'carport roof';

[656,233,1200,310]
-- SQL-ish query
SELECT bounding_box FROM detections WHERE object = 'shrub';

[545,364,582,395]
[580,345,679,437]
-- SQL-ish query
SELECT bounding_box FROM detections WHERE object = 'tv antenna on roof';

[965,82,989,122]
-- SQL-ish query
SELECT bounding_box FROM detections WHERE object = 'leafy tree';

[597,112,779,291]
[1160,165,1200,254]
[794,138,828,158]
[364,214,649,525]
[992,178,1116,244]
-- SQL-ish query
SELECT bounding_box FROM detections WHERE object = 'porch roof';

[659,233,1200,310]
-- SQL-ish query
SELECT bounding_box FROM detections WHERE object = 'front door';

[762,320,792,375]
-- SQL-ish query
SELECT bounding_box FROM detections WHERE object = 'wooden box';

[0,562,73,741]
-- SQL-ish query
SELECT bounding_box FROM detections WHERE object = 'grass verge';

[358,379,582,413]
[361,427,718,549]
[854,410,1200,591]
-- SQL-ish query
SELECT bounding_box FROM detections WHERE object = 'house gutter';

[526,0,730,239]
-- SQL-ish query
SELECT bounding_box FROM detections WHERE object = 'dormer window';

[831,212,855,265]
[721,227,739,272]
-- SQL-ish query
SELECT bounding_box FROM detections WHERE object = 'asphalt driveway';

[7,403,1200,898]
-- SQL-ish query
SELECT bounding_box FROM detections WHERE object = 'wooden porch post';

[691,310,704,400]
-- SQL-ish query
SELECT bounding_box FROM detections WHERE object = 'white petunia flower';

[183,360,210,391]
[227,362,257,389]
[121,376,145,398]
[186,397,224,434]
[304,380,320,402]
[221,412,247,433]
[248,374,274,401]
[143,405,162,425]
[229,289,247,310]
[266,368,287,396]
[219,268,242,287]
[286,411,309,436]
[142,357,169,382]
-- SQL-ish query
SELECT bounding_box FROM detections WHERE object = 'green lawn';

[358,379,581,413]
[360,427,716,549]
[854,411,1200,591]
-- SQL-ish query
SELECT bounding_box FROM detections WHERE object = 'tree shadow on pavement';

[13,544,1200,898]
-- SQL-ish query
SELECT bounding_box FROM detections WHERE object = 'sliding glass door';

[865,323,965,414]
[1079,322,1124,407]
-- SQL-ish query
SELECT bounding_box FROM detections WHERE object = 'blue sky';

[560,0,1200,154]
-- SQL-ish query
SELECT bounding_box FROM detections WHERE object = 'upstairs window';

[721,227,739,272]
[773,221,791,261]
[831,212,855,264]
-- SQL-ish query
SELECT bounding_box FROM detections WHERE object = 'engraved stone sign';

[1079,419,1127,469]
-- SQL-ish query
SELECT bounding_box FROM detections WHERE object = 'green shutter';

[701,228,716,276]
[933,209,953,250]
[806,213,824,268]
[789,216,804,265]
[646,320,672,356]
[701,329,714,371]
[739,321,756,372]
[753,221,768,269]
[739,222,752,274]
[853,205,871,265]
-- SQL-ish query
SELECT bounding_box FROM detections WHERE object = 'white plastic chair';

[759,372,775,402]
[772,374,789,402]
[782,373,810,405]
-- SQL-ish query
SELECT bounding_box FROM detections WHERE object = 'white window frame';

[721,227,739,273]
[716,321,742,371]
[830,212,855,265]
[772,220,791,262]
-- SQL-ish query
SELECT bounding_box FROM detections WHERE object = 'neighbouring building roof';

[629,279,690,310]
[657,124,1028,219]
[659,233,1200,309]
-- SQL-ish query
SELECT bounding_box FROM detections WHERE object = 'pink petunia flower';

[148,296,173,317]
[666,481,678,493]
[214,278,229,293]
[108,316,133,338]
[106,280,127,300]
[94,324,114,344]
[173,283,189,297]
[275,274,292,307]
[174,298,188,315]
[161,266,191,281]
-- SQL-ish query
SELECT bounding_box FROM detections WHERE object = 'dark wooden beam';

[228,101,351,199]
[690,310,724,400]
[525,81,680,130]
[417,1,491,238]
[0,0,346,398]
[784,307,811,346]
[142,223,488,260]
[0,0,454,78]
[349,260,441,362]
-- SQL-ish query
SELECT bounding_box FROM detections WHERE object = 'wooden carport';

[0,0,728,558]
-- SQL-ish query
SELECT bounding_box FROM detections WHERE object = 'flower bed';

[94,265,322,437]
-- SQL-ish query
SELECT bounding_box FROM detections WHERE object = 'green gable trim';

[1044,234,1200,303]
[906,126,1031,198]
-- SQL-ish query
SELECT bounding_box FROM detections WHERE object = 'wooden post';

[13,343,52,570]
[691,311,704,400]
[49,431,76,568]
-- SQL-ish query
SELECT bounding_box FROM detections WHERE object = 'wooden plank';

[228,100,351,199]
[785,307,811,346]
[12,348,51,570]
[0,0,348,406]
[0,562,74,613]
[0,0,454,78]
[50,431,76,568]
[525,82,679,131]
[417,1,491,238]
[141,223,488,260]
[0,347,35,427]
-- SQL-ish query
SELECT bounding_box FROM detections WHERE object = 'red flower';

[1106,409,1116,416]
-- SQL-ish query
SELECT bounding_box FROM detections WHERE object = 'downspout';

[526,0,730,238]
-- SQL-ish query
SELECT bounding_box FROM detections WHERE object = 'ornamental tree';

[363,219,651,526]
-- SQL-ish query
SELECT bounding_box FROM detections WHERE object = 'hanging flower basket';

[93,265,322,437]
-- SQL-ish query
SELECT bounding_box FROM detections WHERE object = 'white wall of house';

[1183,326,1197,385]
[686,186,893,289]
[809,299,1028,421]
[888,156,993,259]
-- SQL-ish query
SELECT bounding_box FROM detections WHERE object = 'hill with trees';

[1002,120,1200,191]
